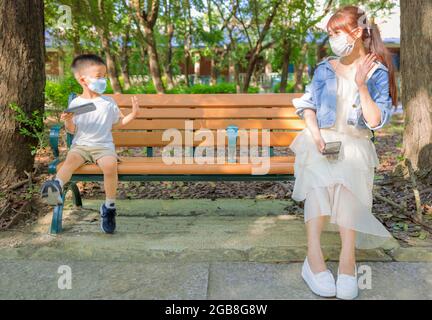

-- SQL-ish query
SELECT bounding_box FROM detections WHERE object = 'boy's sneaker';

[40,180,63,206]
[100,204,117,234]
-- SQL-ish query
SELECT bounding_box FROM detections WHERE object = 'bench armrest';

[48,125,62,174]
[49,93,78,174]
[48,124,75,174]
[50,124,63,158]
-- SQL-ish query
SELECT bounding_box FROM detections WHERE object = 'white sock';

[54,177,64,188]
[105,199,116,208]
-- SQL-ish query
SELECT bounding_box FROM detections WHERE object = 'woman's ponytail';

[364,21,398,106]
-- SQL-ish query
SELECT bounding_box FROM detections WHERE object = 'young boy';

[41,54,140,234]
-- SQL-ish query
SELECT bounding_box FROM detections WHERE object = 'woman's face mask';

[329,30,357,57]
[86,77,107,94]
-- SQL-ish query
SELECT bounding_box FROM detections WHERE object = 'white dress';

[289,61,392,249]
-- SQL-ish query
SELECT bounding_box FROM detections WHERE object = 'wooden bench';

[48,93,304,234]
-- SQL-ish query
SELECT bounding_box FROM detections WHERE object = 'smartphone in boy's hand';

[64,102,97,115]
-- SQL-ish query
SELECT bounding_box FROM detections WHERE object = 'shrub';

[9,103,47,155]
[45,77,261,114]
[45,76,82,110]
[123,82,157,94]
[45,76,114,111]
[126,82,260,94]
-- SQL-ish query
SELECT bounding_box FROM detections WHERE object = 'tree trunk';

[164,23,175,90]
[294,64,306,93]
[58,47,66,77]
[243,51,260,93]
[121,24,132,91]
[72,32,82,57]
[207,0,218,86]
[294,43,308,93]
[227,32,241,93]
[130,0,165,94]
[99,31,123,93]
[0,0,45,184]
[140,45,147,75]
[280,40,291,93]
[121,55,132,91]
[234,60,242,94]
[70,1,83,57]
[144,27,165,93]
[184,42,191,87]
[401,0,432,174]
[210,56,218,86]
[240,0,281,93]
[71,20,82,57]
[183,0,193,88]
[252,61,263,88]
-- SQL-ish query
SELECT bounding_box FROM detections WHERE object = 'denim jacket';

[293,56,393,131]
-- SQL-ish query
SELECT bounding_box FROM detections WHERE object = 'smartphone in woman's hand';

[322,141,342,155]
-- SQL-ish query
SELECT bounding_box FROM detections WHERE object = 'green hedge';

[272,80,309,93]
[46,78,260,110]
[124,82,260,94]
[45,76,114,110]
[45,77,82,110]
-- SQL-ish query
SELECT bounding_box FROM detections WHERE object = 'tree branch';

[148,0,160,28]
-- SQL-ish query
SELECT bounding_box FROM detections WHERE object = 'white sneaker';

[336,265,359,300]
[301,257,336,298]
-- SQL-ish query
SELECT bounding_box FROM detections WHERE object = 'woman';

[290,5,398,300]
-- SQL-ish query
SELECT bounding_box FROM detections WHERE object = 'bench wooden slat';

[59,156,295,175]
[115,119,306,130]
[120,107,298,119]
[107,93,303,108]
[112,131,300,147]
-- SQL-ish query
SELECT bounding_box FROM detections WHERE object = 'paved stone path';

[0,261,431,299]
[0,200,431,299]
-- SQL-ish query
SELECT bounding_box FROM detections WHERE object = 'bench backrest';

[106,93,305,148]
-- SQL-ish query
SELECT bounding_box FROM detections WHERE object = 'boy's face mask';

[86,77,107,94]
[329,30,357,57]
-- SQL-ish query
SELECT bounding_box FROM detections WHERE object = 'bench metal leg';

[50,193,65,234]
[69,182,82,208]
[49,182,82,234]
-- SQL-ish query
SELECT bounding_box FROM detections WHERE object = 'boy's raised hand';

[60,112,76,134]
[116,96,141,127]
[61,112,74,122]
[131,96,140,118]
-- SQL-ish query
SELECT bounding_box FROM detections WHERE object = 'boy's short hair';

[71,54,106,73]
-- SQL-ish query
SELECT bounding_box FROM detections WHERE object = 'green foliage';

[124,82,259,94]
[21,185,38,200]
[335,0,397,17]
[273,82,294,94]
[45,76,114,111]
[123,82,158,94]
[9,103,47,155]
[44,0,398,95]
[396,154,405,162]
[273,80,308,93]
[45,76,82,110]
